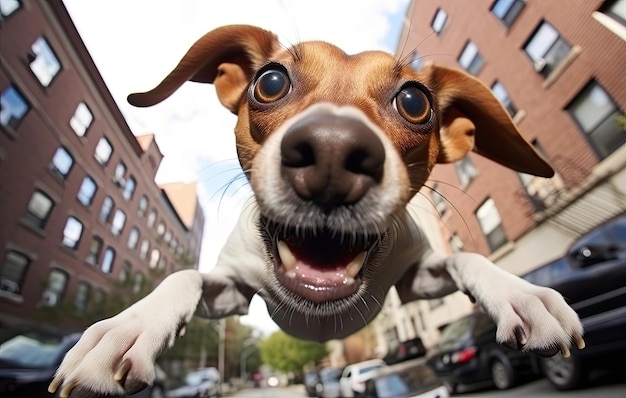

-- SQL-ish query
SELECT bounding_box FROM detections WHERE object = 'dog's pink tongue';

[292,260,349,286]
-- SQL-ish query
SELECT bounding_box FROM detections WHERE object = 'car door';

[339,367,353,397]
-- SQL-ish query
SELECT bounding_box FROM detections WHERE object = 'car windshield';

[185,371,207,386]
[321,368,343,382]
[0,331,70,369]
[372,365,439,398]
[438,315,473,349]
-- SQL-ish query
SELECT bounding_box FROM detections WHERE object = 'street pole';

[218,318,225,380]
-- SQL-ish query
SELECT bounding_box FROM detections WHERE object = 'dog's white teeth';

[343,277,356,286]
[278,241,296,271]
[346,251,367,278]
[285,270,296,279]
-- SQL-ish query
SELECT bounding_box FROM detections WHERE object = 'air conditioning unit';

[533,58,548,73]
[41,291,58,306]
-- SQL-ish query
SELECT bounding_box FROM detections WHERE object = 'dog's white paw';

[48,314,179,397]
[488,282,585,357]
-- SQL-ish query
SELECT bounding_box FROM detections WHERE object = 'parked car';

[363,357,449,398]
[304,370,320,397]
[339,359,387,397]
[382,337,427,365]
[0,327,168,398]
[426,310,536,394]
[315,366,345,398]
[522,211,626,390]
[167,367,221,398]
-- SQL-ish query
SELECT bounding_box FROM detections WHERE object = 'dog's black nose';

[281,114,385,206]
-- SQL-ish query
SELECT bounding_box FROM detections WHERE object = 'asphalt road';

[229,370,626,397]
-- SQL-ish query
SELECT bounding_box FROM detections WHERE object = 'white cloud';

[63,0,409,336]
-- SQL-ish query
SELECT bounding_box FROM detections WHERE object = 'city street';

[229,372,626,397]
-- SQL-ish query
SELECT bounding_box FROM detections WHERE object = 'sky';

[62,0,411,335]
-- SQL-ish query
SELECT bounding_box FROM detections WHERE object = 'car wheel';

[148,386,165,398]
[443,380,457,394]
[491,358,516,390]
[542,354,586,390]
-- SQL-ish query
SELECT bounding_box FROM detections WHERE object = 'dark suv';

[426,310,536,394]
[522,211,626,390]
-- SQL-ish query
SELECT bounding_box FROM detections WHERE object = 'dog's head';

[129,25,553,315]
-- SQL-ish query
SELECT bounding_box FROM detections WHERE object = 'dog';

[49,25,584,397]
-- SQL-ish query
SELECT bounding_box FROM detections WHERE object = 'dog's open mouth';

[261,218,382,303]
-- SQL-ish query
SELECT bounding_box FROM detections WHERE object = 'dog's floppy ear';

[127,25,279,113]
[424,64,554,178]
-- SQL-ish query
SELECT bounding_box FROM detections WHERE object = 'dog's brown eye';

[394,86,431,124]
[253,68,291,103]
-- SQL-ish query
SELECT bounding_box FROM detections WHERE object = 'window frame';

[0,250,30,295]
[431,8,448,35]
[77,175,98,207]
[0,0,22,19]
[127,226,140,249]
[523,20,572,78]
[86,235,104,265]
[110,208,127,237]
[458,40,484,76]
[70,101,94,137]
[50,146,74,179]
[101,247,116,273]
[94,136,113,166]
[74,281,91,312]
[28,36,62,88]
[566,80,625,160]
[99,195,114,223]
[1,84,30,130]
[490,0,525,28]
[42,269,68,307]
[491,80,518,117]
[475,198,508,252]
[454,157,478,188]
[61,216,83,250]
[25,189,54,228]
[123,176,136,201]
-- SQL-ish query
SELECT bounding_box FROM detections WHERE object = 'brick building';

[0,0,205,331]
[373,0,626,353]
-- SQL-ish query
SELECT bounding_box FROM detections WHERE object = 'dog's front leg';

[49,269,205,397]
[422,252,585,357]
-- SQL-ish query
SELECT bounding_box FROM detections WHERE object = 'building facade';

[0,0,204,331]
[373,0,626,353]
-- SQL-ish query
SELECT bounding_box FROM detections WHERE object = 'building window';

[139,239,150,260]
[62,217,83,249]
[524,21,572,78]
[149,249,160,269]
[138,195,148,217]
[132,273,144,294]
[127,227,140,249]
[1,85,29,129]
[449,233,464,253]
[164,230,172,244]
[157,221,166,237]
[119,261,131,284]
[42,269,68,307]
[0,250,29,295]
[170,238,178,252]
[113,161,126,185]
[111,209,126,236]
[147,209,157,228]
[86,235,103,265]
[491,81,518,117]
[518,140,565,211]
[94,136,113,166]
[25,190,54,228]
[567,81,625,160]
[74,281,90,312]
[431,185,447,215]
[476,198,507,252]
[123,176,136,201]
[70,102,93,137]
[431,8,448,35]
[458,40,484,76]
[101,247,115,273]
[99,196,114,223]
[51,146,74,178]
[491,0,525,28]
[454,157,477,188]
[28,37,61,87]
[408,50,424,72]
[77,175,97,206]
[0,0,22,18]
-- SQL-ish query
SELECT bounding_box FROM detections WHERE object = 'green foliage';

[259,331,328,374]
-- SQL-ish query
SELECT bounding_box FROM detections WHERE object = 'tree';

[260,331,328,374]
